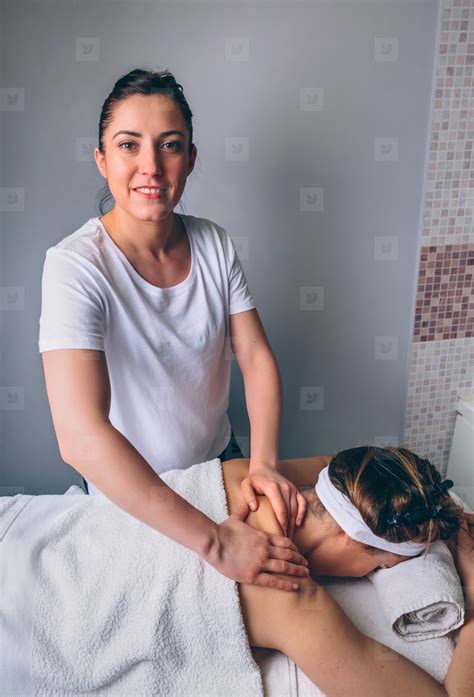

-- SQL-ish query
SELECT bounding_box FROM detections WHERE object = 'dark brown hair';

[96,67,195,215]
[300,445,463,557]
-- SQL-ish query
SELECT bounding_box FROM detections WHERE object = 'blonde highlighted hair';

[299,445,463,557]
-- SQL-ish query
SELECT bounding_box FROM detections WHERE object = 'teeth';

[135,187,165,194]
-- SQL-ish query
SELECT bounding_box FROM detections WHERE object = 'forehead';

[111,94,183,125]
[360,546,412,563]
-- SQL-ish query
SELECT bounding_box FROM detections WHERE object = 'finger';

[461,513,474,533]
[287,493,298,540]
[463,512,474,528]
[296,492,307,526]
[254,573,300,593]
[266,487,290,535]
[269,533,305,555]
[233,499,250,520]
[240,479,258,511]
[287,516,294,542]
[265,558,311,577]
[268,543,308,568]
[267,533,300,554]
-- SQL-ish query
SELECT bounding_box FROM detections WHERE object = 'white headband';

[314,466,426,556]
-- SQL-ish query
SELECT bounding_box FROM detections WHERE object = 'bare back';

[221,455,330,649]
[220,459,448,697]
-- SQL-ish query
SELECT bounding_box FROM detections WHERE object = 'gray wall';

[0,0,440,494]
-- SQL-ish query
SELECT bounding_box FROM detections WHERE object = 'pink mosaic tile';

[413,243,473,341]
[422,0,474,248]
[404,0,474,468]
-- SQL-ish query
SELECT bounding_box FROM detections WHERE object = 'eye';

[163,141,181,150]
[118,141,181,151]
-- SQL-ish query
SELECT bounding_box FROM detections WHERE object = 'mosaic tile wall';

[403,0,474,475]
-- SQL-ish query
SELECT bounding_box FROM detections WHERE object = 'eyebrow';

[112,129,185,140]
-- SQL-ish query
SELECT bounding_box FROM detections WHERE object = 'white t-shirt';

[38,214,256,495]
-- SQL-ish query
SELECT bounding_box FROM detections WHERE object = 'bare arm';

[41,348,218,558]
[444,610,474,696]
[41,348,309,591]
[65,422,224,556]
[443,514,474,695]
[229,309,282,469]
[276,583,457,697]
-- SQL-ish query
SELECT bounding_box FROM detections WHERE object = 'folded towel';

[367,491,471,641]
[27,458,264,696]
[63,484,87,496]
[367,540,465,641]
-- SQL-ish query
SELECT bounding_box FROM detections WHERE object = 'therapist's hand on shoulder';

[206,500,310,592]
[240,461,308,540]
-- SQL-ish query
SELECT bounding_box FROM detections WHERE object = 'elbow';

[241,348,281,381]
[57,421,110,468]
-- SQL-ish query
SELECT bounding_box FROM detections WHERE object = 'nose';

[138,145,164,177]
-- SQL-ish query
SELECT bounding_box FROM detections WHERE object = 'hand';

[240,462,307,540]
[447,511,474,609]
[205,500,311,592]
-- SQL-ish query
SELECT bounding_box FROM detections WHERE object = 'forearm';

[243,351,282,468]
[443,609,474,696]
[63,422,218,559]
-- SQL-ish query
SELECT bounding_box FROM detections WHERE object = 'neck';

[291,508,330,555]
[103,206,180,260]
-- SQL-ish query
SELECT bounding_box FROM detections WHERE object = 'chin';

[315,570,349,578]
[134,209,174,224]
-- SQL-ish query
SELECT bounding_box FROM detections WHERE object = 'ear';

[340,531,356,547]
[187,144,197,176]
[94,147,108,180]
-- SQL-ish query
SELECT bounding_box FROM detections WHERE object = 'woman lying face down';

[5,445,470,696]
[227,445,472,697]
[224,444,463,580]
[281,484,415,577]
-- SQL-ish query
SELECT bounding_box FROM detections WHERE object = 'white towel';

[367,491,471,641]
[63,484,87,496]
[27,458,264,696]
[1,469,463,695]
[367,540,465,641]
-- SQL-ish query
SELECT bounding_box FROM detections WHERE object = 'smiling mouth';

[133,187,167,199]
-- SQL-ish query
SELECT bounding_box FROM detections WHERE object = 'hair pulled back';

[303,445,463,557]
[96,67,194,215]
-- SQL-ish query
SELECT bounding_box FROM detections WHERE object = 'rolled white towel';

[367,491,471,642]
[367,540,464,641]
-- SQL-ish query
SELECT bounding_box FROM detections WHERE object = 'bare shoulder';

[220,458,318,650]
[221,454,332,492]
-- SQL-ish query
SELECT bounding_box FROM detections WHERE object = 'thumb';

[240,479,258,511]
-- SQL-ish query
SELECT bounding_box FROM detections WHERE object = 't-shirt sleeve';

[223,229,256,316]
[38,247,106,353]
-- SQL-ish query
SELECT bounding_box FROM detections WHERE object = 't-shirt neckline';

[94,213,195,295]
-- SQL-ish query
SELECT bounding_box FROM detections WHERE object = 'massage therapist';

[39,67,309,591]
